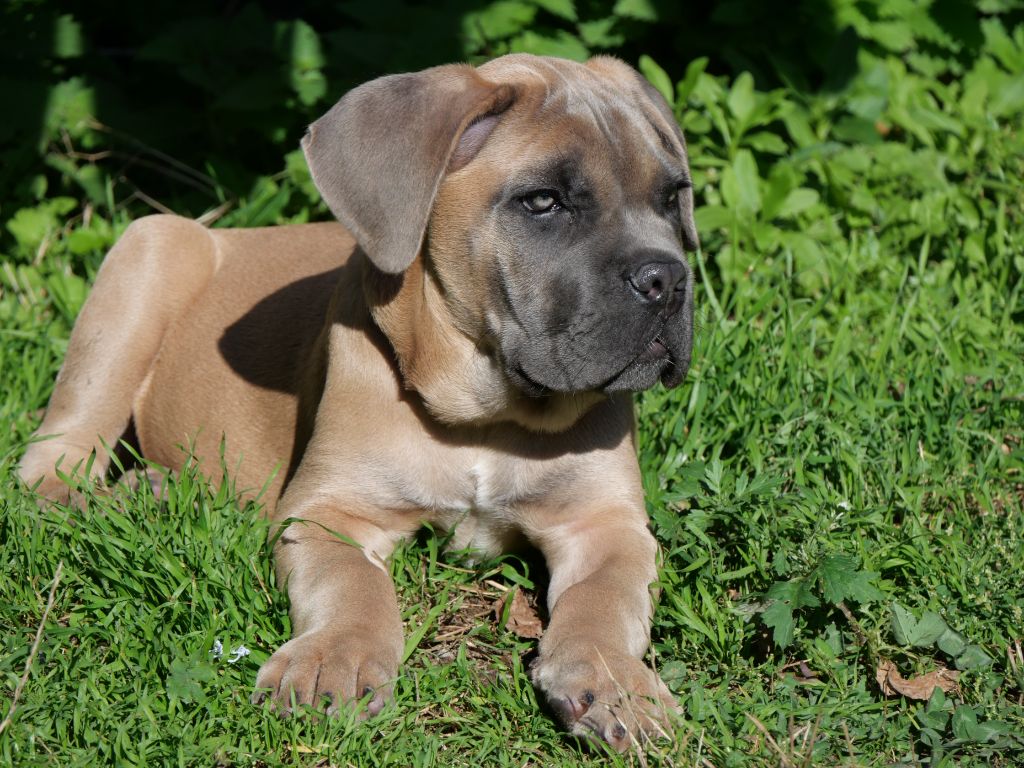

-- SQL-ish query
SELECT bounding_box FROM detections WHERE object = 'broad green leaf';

[510,30,588,61]
[288,21,326,105]
[694,205,734,231]
[43,77,97,139]
[727,72,756,124]
[782,106,816,148]
[949,705,1007,742]
[911,611,950,647]
[761,600,796,648]
[721,149,762,216]
[54,14,85,58]
[955,644,993,670]
[166,658,214,704]
[891,602,917,646]
[744,131,788,154]
[936,627,967,657]
[638,55,673,105]
[761,164,798,219]
[675,57,708,104]
[918,727,943,748]
[871,20,914,51]
[293,69,327,106]
[289,19,324,70]
[578,18,624,48]
[464,1,537,42]
[688,681,709,721]
[919,687,950,731]
[762,579,820,648]
[532,0,576,21]
[6,198,77,252]
[991,76,1024,117]
[613,0,657,22]
[66,228,110,256]
[775,188,820,219]
[951,706,980,741]
[817,554,884,605]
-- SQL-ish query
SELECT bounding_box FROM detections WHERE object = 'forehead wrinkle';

[482,55,655,152]
[643,134,690,183]
[482,56,688,193]
[537,88,643,157]
[497,57,636,146]
[643,112,680,159]
[594,107,685,195]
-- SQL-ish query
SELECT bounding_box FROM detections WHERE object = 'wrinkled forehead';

[476,55,688,185]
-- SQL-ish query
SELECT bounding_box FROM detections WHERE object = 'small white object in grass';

[211,639,224,659]
[228,645,251,664]
[838,500,851,510]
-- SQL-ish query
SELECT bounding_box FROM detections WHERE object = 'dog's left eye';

[522,191,562,214]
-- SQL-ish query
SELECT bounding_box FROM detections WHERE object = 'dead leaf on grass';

[876,658,959,700]
[494,588,543,639]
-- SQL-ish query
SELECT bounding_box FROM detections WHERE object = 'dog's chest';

[391,448,566,557]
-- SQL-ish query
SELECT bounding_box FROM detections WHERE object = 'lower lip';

[637,338,669,363]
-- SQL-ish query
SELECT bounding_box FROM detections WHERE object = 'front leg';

[253,505,411,717]
[531,519,678,750]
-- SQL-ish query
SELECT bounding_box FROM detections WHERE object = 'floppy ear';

[633,75,700,252]
[303,65,513,274]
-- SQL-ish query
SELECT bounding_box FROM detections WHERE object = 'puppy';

[19,54,698,749]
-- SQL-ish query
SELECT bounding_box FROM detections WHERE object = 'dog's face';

[429,56,696,397]
[304,55,699,430]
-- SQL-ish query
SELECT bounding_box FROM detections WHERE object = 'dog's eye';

[522,191,561,214]
[666,180,690,207]
[664,180,691,213]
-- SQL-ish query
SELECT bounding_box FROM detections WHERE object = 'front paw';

[252,630,399,718]
[532,646,680,751]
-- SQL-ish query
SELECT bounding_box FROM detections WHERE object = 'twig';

[836,601,869,647]
[0,562,64,736]
[745,713,794,768]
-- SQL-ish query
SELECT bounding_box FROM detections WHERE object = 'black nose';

[626,260,686,306]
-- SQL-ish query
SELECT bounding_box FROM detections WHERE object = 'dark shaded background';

[0,0,1010,229]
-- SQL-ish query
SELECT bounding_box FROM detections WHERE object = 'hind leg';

[18,215,218,506]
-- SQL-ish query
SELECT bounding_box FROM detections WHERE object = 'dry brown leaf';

[494,588,543,639]
[876,658,960,700]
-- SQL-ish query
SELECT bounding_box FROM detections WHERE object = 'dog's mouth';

[635,335,671,364]
[600,332,681,393]
[506,331,685,399]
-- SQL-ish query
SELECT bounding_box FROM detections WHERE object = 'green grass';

[3,23,1024,768]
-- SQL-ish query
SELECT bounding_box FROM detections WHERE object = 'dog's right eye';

[521,191,562,214]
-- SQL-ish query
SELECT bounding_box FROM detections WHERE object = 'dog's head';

[304,54,698,431]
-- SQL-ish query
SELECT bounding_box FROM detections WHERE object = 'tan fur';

[19,54,695,750]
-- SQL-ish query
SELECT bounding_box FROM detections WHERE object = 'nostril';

[627,261,683,305]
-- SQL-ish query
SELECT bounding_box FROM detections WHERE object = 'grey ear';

[303,65,513,273]
[633,75,700,252]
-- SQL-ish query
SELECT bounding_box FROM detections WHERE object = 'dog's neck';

[365,257,603,433]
